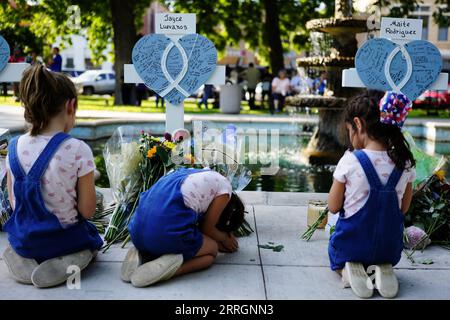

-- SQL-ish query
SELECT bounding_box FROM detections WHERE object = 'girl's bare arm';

[201,194,230,243]
[401,182,413,214]
[7,170,14,210]
[328,179,345,214]
[76,171,96,219]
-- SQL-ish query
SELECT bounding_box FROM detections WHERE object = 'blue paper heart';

[132,33,217,105]
[355,38,442,101]
[0,35,10,73]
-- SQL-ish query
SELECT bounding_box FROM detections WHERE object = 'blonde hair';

[20,64,77,136]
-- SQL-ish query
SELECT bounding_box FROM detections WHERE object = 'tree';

[168,0,334,74]
[0,0,149,105]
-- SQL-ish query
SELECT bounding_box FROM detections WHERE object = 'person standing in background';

[9,48,25,102]
[198,84,214,109]
[49,47,62,73]
[270,69,291,114]
[242,63,261,110]
[313,71,327,96]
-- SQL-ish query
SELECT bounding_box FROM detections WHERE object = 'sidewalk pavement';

[1,192,449,300]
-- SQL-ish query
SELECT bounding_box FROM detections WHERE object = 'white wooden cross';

[342,17,448,90]
[124,13,226,134]
[0,63,29,83]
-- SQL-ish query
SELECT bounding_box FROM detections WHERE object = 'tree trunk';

[263,0,284,74]
[110,0,137,105]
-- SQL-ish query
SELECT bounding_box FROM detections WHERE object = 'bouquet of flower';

[102,128,185,250]
[405,168,450,255]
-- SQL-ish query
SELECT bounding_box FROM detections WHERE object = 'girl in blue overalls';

[328,91,416,298]
[2,65,102,288]
[122,168,245,287]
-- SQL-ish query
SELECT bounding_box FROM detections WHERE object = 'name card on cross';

[155,13,196,34]
[380,17,423,44]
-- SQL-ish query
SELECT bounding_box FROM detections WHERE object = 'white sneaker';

[343,262,373,298]
[121,247,143,282]
[2,245,38,285]
[31,249,93,288]
[374,264,399,298]
[130,254,183,288]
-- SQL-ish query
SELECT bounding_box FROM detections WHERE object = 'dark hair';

[53,47,60,52]
[344,91,415,170]
[20,64,77,136]
[216,192,245,233]
[249,62,254,67]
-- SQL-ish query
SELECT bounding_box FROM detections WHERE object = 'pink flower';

[405,226,431,250]
[173,129,190,142]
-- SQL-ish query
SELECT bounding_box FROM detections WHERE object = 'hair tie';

[379,91,412,128]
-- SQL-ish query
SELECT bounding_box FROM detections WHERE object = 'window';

[65,57,74,69]
[409,15,429,40]
[438,26,448,41]
[96,74,108,81]
[415,6,430,12]
[108,73,116,80]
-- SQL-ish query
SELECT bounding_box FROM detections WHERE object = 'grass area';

[0,94,267,115]
[1,94,449,118]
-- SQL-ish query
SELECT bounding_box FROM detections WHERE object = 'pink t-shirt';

[6,133,96,227]
[180,169,232,214]
[333,149,416,218]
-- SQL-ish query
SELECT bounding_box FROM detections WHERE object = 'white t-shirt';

[180,169,232,214]
[333,149,416,218]
[271,77,290,95]
[6,133,96,227]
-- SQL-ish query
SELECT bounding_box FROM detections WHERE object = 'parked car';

[414,84,450,112]
[72,70,116,95]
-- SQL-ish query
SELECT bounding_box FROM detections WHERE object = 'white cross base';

[0,63,29,82]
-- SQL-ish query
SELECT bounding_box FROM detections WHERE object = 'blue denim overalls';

[129,168,206,261]
[328,150,405,270]
[3,132,103,262]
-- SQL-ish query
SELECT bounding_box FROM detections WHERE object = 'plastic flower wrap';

[103,126,143,245]
[195,121,252,192]
[404,131,446,189]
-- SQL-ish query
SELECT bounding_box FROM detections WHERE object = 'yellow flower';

[184,154,195,164]
[435,170,445,181]
[163,141,175,150]
[147,146,157,159]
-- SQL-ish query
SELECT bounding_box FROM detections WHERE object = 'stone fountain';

[286,0,366,165]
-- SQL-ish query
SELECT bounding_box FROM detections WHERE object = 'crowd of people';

[193,63,329,114]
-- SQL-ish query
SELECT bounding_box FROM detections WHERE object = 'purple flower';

[405,226,431,250]
[164,132,172,142]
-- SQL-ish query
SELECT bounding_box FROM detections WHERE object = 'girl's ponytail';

[383,123,415,170]
[20,64,77,136]
[344,91,415,170]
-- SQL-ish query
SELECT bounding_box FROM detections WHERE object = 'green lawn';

[0,95,267,115]
[1,94,449,118]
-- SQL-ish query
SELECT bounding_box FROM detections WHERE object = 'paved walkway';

[1,191,449,300]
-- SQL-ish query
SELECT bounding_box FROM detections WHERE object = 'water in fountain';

[286,0,367,165]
